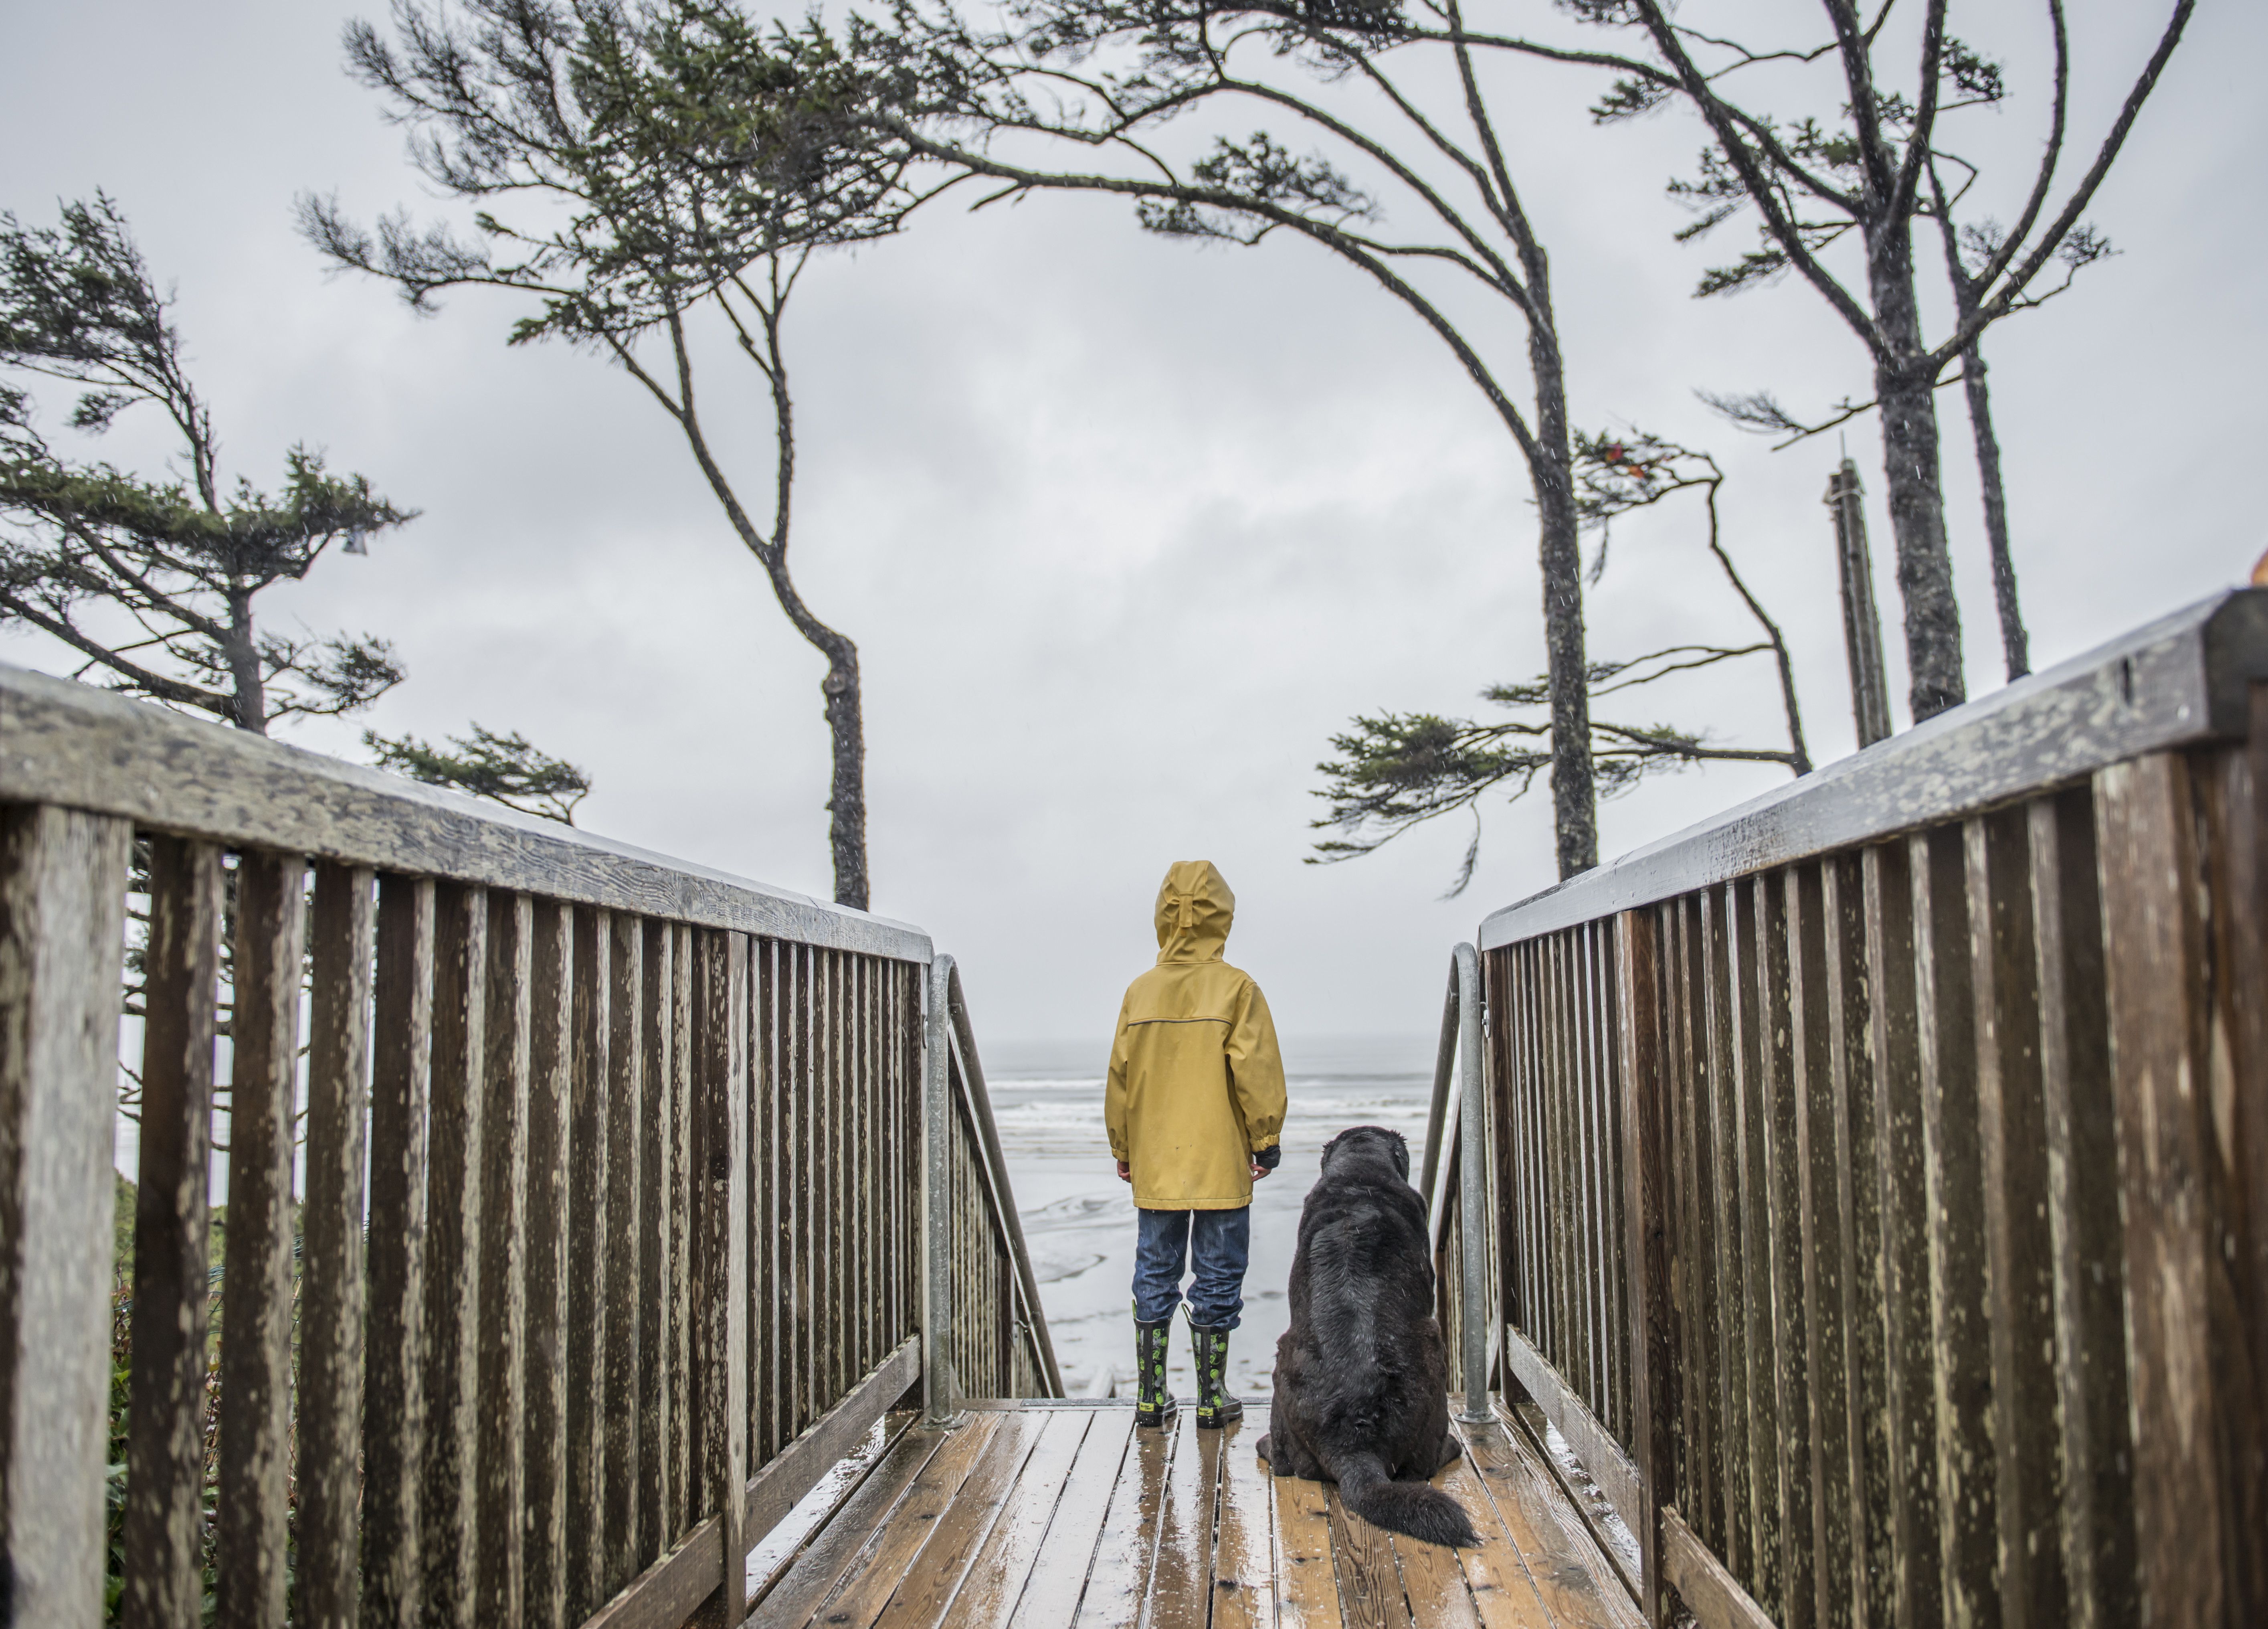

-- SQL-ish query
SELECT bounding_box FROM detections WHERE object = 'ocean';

[981,1034,1438,1400]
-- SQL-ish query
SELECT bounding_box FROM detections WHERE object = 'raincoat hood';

[1155,860,1235,963]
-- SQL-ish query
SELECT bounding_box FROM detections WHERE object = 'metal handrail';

[922,954,1064,1421]
[1421,943,1491,1424]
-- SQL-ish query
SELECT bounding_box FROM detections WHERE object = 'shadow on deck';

[746,1401,1643,1628]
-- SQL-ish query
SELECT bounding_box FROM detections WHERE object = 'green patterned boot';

[1190,1323,1243,1429]
[1134,1315,1177,1429]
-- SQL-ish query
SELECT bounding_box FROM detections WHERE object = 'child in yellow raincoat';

[1106,861,1288,1428]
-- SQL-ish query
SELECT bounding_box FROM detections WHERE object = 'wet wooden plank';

[1324,1487,1412,1629]
[0,805,131,1629]
[123,834,222,1629]
[871,1408,1048,1628]
[934,1405,1089,1627]
[216,848,307,1629]
[365,874,435,1629]
[1071,1414,1175,1628]
[786,1412,1002,1629]
[642,919,675,1562]
[1819,856,1891,1629]
[477,892,534,1623]
[1457,1418,1640,1629]
[1965,809,2066,1629]
[524,901,575,1629]
[745,1339,922,1557]
[423,882,489,1628]
[1615,907,1673,1629]
[1697,886,1749,1580]
[1004,1403,1135,1624]
[1274,1468,1346,1629]
[1724,879,1781,1621]
[694,931,752,1624]
[1212,1418,1278,1629]
[1786,864,1852,1629]
[607,912,647,1592]
[300,862,378,1628]
[1857,843,1941,1629]
[1148,1412,1225,1629]
[2093,752,2248,1629]
[744,1423,953,1629]
[568,906,612,1621]
[1907,828,1995,1629]
[2024,791,2135,1629]
[1399,1530,1483,1629]
[1437,1454,1553,1629]
[1659,1506,1773,1629]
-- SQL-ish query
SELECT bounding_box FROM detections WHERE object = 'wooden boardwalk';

[747,1402,1643,1629]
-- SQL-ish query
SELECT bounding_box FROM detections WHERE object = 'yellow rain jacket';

[1105,861,1287,1210]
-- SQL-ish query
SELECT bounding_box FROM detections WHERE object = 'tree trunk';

[1527,316,1597,879]
[1959,342,2030,680]
[818,636,869,912]
[1865,219,1968,722]
[224,587,268,735]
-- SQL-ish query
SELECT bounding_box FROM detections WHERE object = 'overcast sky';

[4,1,2262,1051]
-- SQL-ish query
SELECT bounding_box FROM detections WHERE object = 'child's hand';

[1116,1160,1131,1183]
[1250,1159,1271,1180]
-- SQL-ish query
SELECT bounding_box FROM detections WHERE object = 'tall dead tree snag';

[1524,0,2195,722]
[1828,459,1894,749]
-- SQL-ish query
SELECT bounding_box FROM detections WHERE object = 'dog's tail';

[1334,1451,1480,1549]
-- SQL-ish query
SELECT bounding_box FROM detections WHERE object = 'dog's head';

[1320,1124,1411,1184]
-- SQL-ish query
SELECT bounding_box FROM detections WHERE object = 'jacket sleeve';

[1105,996,1133,1162]
[1226,977,1287,1152]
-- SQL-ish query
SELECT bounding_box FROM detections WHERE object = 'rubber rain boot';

[1134,1316,1177,1429]
[1190,1323,1243,1429]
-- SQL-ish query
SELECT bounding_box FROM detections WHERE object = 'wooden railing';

[1428,590,2268,1629]
[0,662,1058,1629]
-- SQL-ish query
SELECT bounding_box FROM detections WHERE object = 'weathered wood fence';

[1429,590,2268,1629]
[0,662,1057,1629]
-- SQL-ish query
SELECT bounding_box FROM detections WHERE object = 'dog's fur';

[1255,1125,1478,1549]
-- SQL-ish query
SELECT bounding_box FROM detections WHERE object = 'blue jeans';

[1133,1206,1250,1329]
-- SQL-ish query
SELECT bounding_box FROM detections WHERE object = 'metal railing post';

[1455,942,1492,1424]
[922,956,957,1425]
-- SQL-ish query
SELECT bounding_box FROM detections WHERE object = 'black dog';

[1256,1125,1478,1548]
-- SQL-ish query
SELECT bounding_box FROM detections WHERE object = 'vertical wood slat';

[1670,898,1719,1556]
[605,914,645,1594]
[299,863,377,1629]
[0,805,132,1629]
[1966,809,2066,1629]
[1728,878,1782,1620]
[2095,751,2259,1629]
[1822,856,1892,1629]
[422,884,487,1629]
[641,918,674,1558]
[1910,827,1998,1629]
[693,932,750,1625]
[1700,886,1751,1580]
[566,907,609,1620]
[1860,841,1942,1629]
[750,940,773,1475]
[2026,789,2135,1629]
[216,849,307,1629]
[123,835,222,1629]
[524,903,574,1629]
[669,924,694,1521]
[1789,864,1849,1629]
[364,876,435,1629]
[476,893,533,1624]
[1759,873,1812,1629]
[1617,911,1674,1627]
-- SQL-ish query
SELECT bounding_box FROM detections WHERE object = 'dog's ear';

[1389,1130,1410,1179]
